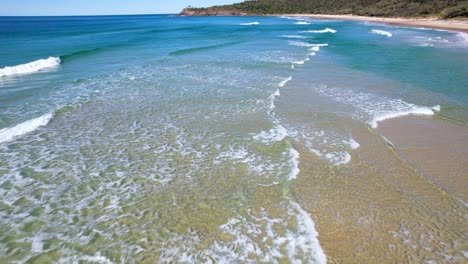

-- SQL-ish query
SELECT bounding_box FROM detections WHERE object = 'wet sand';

[293,117,468,263]
[377,115,468,203]
[286,14,468,33]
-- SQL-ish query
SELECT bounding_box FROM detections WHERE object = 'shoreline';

[295,114,468,262]
[282,14,468,33]
[376,115,468,203]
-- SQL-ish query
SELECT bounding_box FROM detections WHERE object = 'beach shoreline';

[376,115,468,203]
[295,114,468,262]
[283,14,468,33]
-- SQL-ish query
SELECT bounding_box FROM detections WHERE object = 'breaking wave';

[0,113,53,144]
[0,57,61,77]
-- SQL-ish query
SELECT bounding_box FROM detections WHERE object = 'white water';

[0,57,61,77]
[371,29,392,37]
[240,22,260,26]
[304,28,337,34]
[289,41,329,49]
[278,76,292,87]
[280,35,307,39]
[370,105,440,128]
[0,113,53,144]
[295,21,311,25]
[312,85,440,129]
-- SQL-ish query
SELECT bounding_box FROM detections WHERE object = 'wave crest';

[240,22,259,26]
[0,57,61,77]
[304,28,337,34]
[371,29,392,37]
[0,113,53,144]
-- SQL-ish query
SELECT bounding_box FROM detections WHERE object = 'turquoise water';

[0,15,467,262]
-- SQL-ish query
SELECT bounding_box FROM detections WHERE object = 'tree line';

[186,0,468,19]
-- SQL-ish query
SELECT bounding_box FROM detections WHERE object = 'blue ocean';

[0,15,467,263]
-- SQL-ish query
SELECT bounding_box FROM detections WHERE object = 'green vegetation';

[185,0,468,18]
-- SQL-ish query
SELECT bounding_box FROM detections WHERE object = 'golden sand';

[286,14,468,33]
[293,117,468,263]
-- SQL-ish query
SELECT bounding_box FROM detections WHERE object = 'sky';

[0,0,241,16]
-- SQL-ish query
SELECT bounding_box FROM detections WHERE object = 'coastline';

[283,14,468,33]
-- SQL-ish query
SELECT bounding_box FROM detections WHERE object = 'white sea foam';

[254,123,288,143]
[304,28,337,34]
[240,22,259,26]
[280,35,307,39]
[206,200,326,263]
[288,200,327,264]
[293,57,309,65]
[371,29,392,37]
[288,41,314,47]
[0,57,61,77]
[58,253,114,264]
[287,147,300,180]
[278,76,292,87]
[369,105,440,128]
[457,32,468,43]
[289,41,329,48]
[411,35,468,47]
[269,88,281,109]
[0,113,53,144]
[295,21,311,25]
[312,85,440,129]
[349,138,360,150]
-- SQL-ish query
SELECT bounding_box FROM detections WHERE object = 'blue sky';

[0,0,240,16]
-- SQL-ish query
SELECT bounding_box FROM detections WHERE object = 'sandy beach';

[286,14,468,32]
[294,115,468,263]
[377,115,468,203]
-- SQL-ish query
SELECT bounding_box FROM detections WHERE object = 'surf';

[371,29,393,37]
[304,28,337,34]
[0,113,53,144]
[0,57,61,77]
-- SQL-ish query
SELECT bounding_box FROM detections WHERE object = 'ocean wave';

[170,41,240,55]
[60,48,103,62]
[0,113,53,144]
[371,29,392,37]
[240,22,259,26]
[289,41,328,48]
[457,32,468,43]
[308,43,328,52]
[280,35,307,39]
[0,57,61,77]
[278,76,292,87]
[294,21,311,25]
[304,28,337,34]
[370,105,440,128]
[312,86,440,128]
[411,34,467,48]
[293,57,309,65]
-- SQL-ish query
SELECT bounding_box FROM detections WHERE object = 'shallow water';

[0,15,467,263]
